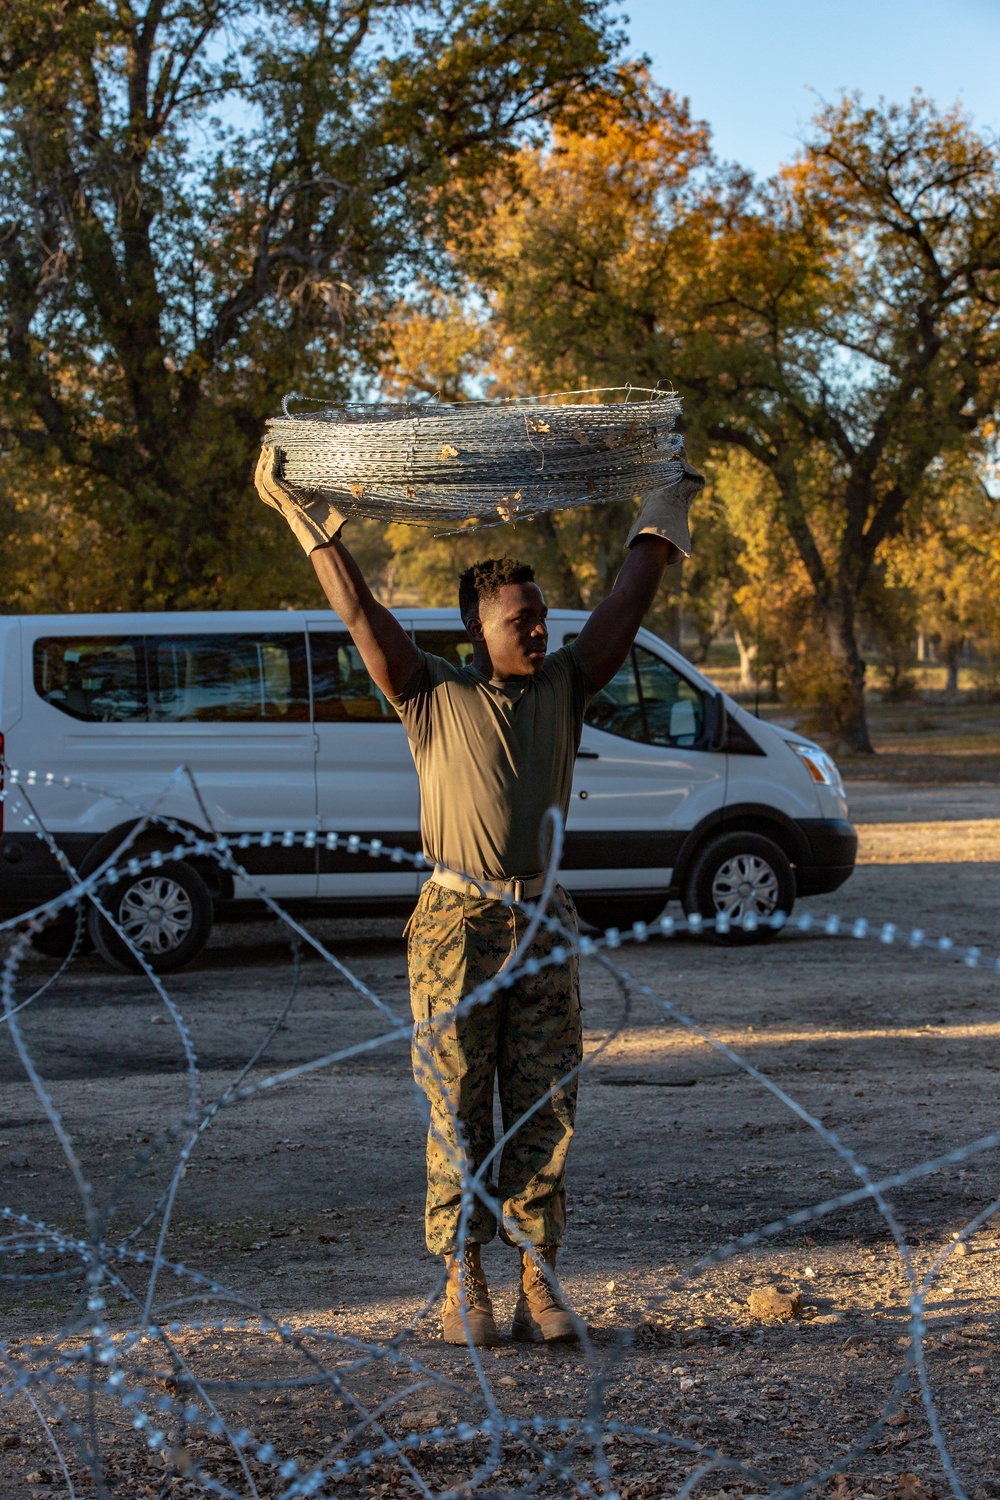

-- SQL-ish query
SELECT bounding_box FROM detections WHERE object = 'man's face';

[468,581,549,677]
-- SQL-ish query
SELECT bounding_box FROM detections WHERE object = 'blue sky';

[619,0,1000,179]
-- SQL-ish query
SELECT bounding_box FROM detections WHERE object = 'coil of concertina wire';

[1,763,999,1500]
[263,387,684,529]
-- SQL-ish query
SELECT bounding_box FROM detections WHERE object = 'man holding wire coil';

[255,442,702,1347]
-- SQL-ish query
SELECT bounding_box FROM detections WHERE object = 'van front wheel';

[682,832,794,945]
[88,861,213,974]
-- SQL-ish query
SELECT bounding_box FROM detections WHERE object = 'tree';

[0,0,624,609]
[707,450,810,696]
[373,84,714,623]
[884,461,1000,693]
[465,91,1000,750]
[378,284,497,404]
[857,567,920,700]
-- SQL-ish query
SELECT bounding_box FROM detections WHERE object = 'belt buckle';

[512,879,523,904]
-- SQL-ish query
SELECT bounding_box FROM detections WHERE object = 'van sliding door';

[309,626,420,900]
[144,631,318,898]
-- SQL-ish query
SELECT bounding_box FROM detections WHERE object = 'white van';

[0,609,856,969]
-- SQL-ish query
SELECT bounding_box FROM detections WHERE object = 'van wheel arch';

[672,808,807,896]
[77,820,232,902]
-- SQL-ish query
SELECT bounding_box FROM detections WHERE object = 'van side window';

[414,631,475,672]
[583,644,705,748]
[147,634,309,722]
[34,637,147,722]
[310,633,399,722]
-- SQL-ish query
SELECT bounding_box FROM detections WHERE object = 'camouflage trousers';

[407,879,583,1255]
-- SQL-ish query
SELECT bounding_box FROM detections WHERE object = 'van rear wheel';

[682,832,794,945]
[87,861,213,974]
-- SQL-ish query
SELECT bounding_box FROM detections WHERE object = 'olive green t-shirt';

[388,642,593,881]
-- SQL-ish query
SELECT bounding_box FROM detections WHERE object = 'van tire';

[682,832,794,945]
[574,895,667,933]
[87,861,213,974]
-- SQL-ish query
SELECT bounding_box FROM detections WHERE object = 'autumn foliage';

[2,13,999,751]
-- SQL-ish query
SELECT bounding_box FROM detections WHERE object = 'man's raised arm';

[255,447,418,699]
[574,454,705,691]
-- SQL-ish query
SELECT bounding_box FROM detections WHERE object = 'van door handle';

[576,749,599,759]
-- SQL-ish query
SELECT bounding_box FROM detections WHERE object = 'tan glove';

[254,445,347,555]
[625,450,705,557]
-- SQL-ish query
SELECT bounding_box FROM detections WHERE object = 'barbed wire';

[264,388,684,528]
[0,763,997,1500]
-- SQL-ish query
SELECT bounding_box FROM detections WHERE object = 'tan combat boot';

[511,1245,578,1343]
[441,1244,500,1347]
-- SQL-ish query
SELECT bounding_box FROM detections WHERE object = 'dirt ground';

[2,781,1000,1500]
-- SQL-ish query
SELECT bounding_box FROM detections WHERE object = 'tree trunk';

[827,591,874,753]
[944,641,963,695]
[661,599,681,649]
[733,629,758,693]
[689,623,714,665]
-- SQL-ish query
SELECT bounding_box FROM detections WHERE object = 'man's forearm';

[311,537,383,629]
[311,539,418,697]
[254,443,417,694]
[575,456,704,690]
[609,534,677,617]
[574,536,675,690]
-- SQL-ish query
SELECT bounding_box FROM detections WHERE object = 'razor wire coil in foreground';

[1,762,999,1500]
[264,388,684,528]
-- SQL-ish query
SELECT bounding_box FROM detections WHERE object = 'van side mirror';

[703,691,727,752]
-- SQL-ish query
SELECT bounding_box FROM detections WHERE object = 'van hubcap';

[711,855,779,923]
[119,877,193,954]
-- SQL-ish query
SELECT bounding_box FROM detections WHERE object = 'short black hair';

[458,557,535,621]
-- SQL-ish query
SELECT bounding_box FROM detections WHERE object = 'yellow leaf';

[349,482,365,498]
[605,420,640,450]
[527,419,551,434]
[439,444,459,460]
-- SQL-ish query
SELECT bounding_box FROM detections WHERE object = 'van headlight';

[788,741,843,790]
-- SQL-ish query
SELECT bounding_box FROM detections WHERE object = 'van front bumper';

[794,818,858,896]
